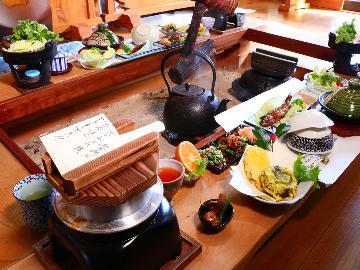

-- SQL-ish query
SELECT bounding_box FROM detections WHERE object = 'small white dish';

[131,24,159,45]
[288,110,334,133]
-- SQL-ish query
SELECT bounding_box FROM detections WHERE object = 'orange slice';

[175,141,201,172]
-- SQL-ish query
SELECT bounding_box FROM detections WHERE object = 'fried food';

[260,166,297,201]
[260,95,292,127]
[243,146,270,190]
[243,145,297,201]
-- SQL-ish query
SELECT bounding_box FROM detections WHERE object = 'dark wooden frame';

[0,25,336,127]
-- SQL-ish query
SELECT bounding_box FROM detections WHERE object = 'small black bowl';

[198,199,234,232]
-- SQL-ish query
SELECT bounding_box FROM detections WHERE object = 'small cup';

[201,17,216,29]
[198,199,234,232]
[13,174,55,232]
[158,159,185,201]
[51,52,68,73]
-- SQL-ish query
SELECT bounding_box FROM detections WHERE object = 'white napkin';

[319,136,360,185]
[215,78,305,132]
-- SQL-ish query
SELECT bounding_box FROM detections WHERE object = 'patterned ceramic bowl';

[51,51,68,73]
[287,127,334,155]
[13,174,54,232]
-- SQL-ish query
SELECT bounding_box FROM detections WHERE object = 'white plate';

[230,143,316,205]
[253,181,313,205]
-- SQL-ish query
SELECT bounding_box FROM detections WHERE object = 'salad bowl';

[304,66,347,95]
[79,47,115,69]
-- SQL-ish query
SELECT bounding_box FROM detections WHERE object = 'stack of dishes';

[287,110,334,155]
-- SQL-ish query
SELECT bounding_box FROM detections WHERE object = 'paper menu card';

[41,114,165,175]
[40,114,121,175]
[215,78,305,132]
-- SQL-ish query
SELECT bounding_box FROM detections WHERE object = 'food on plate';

[242,146,321,201]
[243,146,297,201]
[237,126,257,143]
[259,166,297,201]
[85,23,122,49]
[3,19,62,52]
[200,193,231,227]
[200,145,226,167]
[308,68,343,87]
[256,95,307,127]
[160,34,186,46]
[243,146,270,190]
[116,41,150,55]
[175,141,206,181]
[160,23,189,34]
[335,18,356,44]
[159,23,206,46]
[293,154,320,189]
[79,47,115,68]
[218,126,256,154]
[259,95,292,127]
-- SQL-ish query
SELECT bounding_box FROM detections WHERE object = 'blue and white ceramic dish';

[51,51,68,73]
[287,127,334,155]
[13,174,54,232]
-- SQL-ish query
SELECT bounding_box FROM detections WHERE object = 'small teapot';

[161,51,230,136]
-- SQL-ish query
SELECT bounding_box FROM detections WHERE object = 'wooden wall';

[308,0,344,10]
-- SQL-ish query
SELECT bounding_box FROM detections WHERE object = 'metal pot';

[53,178,164,234]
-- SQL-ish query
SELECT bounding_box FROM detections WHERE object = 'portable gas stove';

[48,179,182,270]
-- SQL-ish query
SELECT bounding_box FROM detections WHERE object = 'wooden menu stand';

[279,0,310,12]
[42,119,160,207]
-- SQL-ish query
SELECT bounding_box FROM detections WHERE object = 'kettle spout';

[215,98,231,115]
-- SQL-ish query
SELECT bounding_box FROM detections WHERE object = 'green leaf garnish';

[185,158,207,179]
[219,197,231,223]
[275,123,290,138]
[253,126,271,151]
[335,18,357,44]
[293,154,321,189]
[10,19,62,43]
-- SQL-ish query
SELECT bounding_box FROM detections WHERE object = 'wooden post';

[279,0,310,12]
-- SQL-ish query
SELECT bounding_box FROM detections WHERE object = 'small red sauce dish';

[158,159,185,201]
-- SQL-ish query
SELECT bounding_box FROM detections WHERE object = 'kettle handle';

[160,50,180,94]
[160,49,217,100]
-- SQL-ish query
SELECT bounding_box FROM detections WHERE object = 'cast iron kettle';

[161,50,230,136]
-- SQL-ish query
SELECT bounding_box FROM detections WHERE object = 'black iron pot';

[328,32,360,76]
[1,41,57,89]
[161,51,230,136]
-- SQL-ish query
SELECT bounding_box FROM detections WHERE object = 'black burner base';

[49,198,182,270]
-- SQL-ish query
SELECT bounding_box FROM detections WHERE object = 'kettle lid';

[172,83,204,96]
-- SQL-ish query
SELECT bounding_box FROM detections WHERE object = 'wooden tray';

[33,231,202,270]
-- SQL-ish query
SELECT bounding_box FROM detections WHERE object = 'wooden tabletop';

[0,129,308,270]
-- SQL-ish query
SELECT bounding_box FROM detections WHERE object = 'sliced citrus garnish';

[175,141,201,172]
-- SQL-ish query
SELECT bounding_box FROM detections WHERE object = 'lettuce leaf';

[185,158,207,179]
[293,154,320,189]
